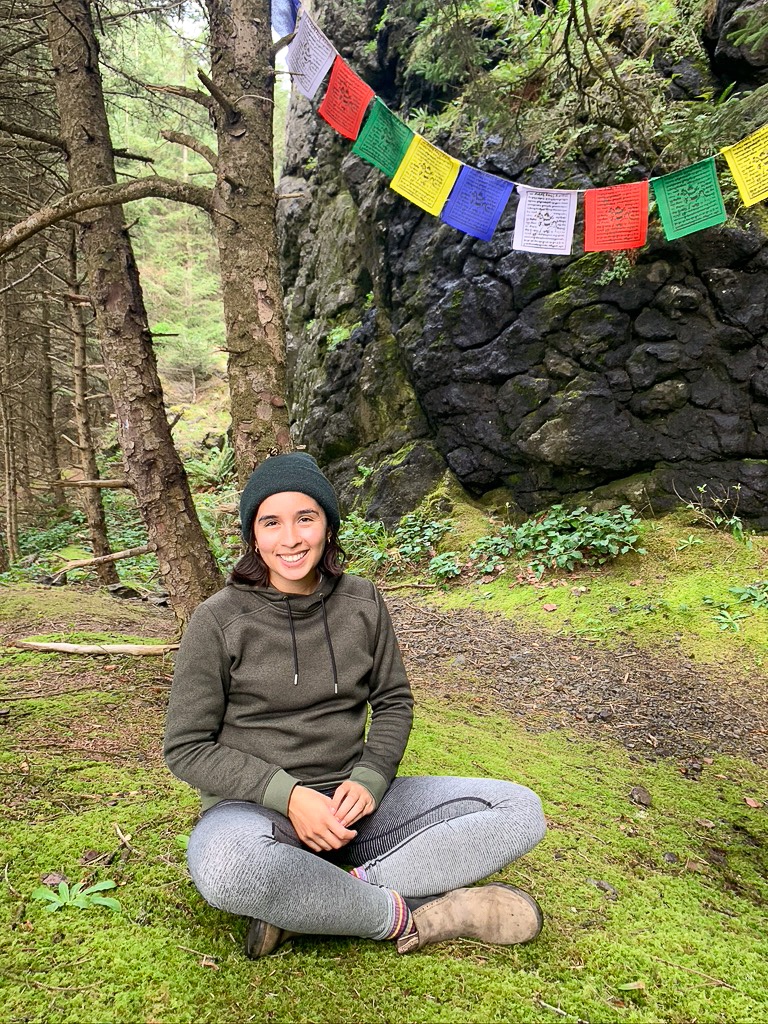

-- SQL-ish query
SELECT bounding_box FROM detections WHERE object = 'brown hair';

[230,532,347,587]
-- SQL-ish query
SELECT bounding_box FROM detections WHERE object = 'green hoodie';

[163,572,414,815]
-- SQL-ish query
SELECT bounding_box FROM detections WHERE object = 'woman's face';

[253,491,329,594]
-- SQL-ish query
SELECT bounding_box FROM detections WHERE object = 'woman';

[164,452,546,957]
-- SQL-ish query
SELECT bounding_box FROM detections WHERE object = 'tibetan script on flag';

[512,186,578,254]
[351,99,414,179]
[390,135,461,217]
[651,158,726,240]
[318,57,375,140]
[440,165,514,241]
[721,123,768,207]
[286,11,336,100]
[584,181,649,251]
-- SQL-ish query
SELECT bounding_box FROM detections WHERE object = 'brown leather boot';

[244,918,297,959]
[396,883,543,954]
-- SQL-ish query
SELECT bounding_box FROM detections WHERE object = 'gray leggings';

[187,775,546,941]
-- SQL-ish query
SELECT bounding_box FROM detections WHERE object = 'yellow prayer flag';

[721,123,768,207]
[389,135,461,217]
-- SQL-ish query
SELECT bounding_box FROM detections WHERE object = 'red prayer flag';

[584,180,649,251]
[318,56,375,141]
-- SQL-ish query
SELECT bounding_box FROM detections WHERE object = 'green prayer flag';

[351,98,414,179]
[651,158,727,240]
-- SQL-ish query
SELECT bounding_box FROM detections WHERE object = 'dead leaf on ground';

[40,872,67,886]
[629,785,652,807]
[617,980,647,992]
[542,603,558,612]
[685,858,708,873]
[744,797,763,808]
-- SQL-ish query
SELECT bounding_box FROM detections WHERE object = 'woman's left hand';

[330,780,376,827]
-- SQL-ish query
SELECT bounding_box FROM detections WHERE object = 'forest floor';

[2,573,768,1024]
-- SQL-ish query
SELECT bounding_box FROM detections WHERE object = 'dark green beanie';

[239,452,341,543]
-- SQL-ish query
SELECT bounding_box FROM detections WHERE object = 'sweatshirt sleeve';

[163,602,299,815]
[349,587,414,806]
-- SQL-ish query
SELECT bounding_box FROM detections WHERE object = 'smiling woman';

[163,452,547,960]
[253,493,330,595]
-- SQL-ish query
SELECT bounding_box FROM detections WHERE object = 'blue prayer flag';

[272,0,300,37]
[440,165,514,241]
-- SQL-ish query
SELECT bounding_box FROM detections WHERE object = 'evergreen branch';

[0,178,213,256]
[161,131,217,169]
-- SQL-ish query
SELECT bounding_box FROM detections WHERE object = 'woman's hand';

[287,786,357,852]
[330,780,376,828]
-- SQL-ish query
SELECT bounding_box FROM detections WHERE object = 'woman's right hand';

[287,786,357,852]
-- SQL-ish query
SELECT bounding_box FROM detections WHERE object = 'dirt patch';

[389,599,768,766]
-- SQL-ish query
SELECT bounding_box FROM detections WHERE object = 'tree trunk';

[67,233,120,586]
[46,0,222,625]
[206,0,291,484]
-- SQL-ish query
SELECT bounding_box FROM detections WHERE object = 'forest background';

[1,2,768,1021]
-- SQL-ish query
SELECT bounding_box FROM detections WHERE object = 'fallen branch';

[10,640,178,656]
[55,478,132,489]
[49,544,151,583]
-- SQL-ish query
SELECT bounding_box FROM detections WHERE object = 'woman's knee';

[187,809,275,912]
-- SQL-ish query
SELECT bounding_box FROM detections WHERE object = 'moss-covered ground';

[2,513,767,1023]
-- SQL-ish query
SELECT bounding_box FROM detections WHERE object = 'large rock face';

[278,0,768,525]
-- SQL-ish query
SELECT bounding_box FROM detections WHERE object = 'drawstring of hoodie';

[285,600,299,686]
[284,594,339,694]
[320,594,339,695]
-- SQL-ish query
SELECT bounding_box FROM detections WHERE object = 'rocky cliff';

[277,0,768,525]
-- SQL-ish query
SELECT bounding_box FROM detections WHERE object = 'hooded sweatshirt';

[163,572,414,815]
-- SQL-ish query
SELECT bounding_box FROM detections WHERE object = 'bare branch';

[161,130,217,169]
[0,177,213,256]
[0,119,66,150]
[270,30,296,60]
[112,147,154,164]
[144,82,214,111]
[197,68,237,120]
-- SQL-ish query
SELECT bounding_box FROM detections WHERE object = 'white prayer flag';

[512,185,578,255]
[286,10,336,99]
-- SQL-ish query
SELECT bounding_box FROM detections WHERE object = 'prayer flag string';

[286,6,768,253]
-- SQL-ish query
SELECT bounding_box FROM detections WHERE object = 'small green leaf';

[58,881,70,901]
[31,886,61,903]
[71,896,92,909]
[83,879,117,894]
[89,896,122,912]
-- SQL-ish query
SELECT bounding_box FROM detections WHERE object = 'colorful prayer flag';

[584,180,649,251]
[286,10,336,100]
[317,56,375,141]
[389,135,461,217]
[721,123,768,207]
[271,0,300,38]
[440,165,514,241]
[651,158,726,240]
[513,185,578,255]
[351,99,414,179]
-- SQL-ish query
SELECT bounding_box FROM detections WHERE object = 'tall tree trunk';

[35,243,67,510]
[0,263,20,562]
[46,0,222,625]
[67,233,120,586]
[206,0,291,484]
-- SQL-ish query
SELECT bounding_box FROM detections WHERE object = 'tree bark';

[206,0,291,483]
[46,0,222,625]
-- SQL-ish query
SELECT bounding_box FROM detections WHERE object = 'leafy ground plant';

[31,879,121,913]
[511,504,646,577]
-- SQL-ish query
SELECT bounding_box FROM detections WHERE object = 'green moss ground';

[2,516,768,1023]
[2,702,767,1024]
[435,515,768,673]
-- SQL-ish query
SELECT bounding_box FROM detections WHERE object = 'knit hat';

[239,452,341,543]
